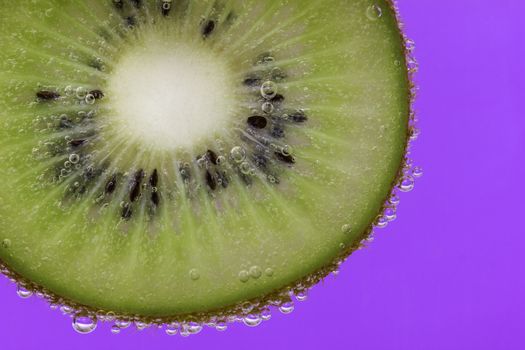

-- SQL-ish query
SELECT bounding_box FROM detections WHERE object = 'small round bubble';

[75,87,87,99]
[69,154,80,164]
[230,146,246,163]
[189,268,200,281]
[238,270,250,283]
[399,176,415,192]
[16,285,33,299]
[243,315,262,327]
[215,322,227,331]
[240,161,251,175]
[366,4,383,20]
[249,266,262,279]
[279,302,295,314]
[1,238,11,248]
[341,224,352,234]
[262,102,274,114]
[260,81,278,99]
[72,314,97,334]
[85,94,96,105]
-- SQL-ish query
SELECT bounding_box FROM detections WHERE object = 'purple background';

[1,0,523,349]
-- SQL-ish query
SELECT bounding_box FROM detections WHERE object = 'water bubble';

[165,326,178,336]
[261,308,272,321]
[135,321,149,330]
[179,325,191,337]
[188,322,203,334]
[215,321,227,331]
[366,4,383,20]
[261,81,278,100]
[69,154,80,164]
[384,207,397,221]
[230,146,246,163]
[85,94,96,105]
[189,268,200,281]
[16,285,33,299]
[295,291,308,302]
[279,302,295,314]
[72,314,97,334]
[240,161,251,175]
[412,166,424,178]
[389,193,400,205]
[341,224,352,234]
[216,155,226,165]
[110,325,121,334]
[399,176,415,192]
[375,216,388,229]
[281,145,292,157]
[410,127,421,141]
[249,266,262,279]
[115,320,131,329]
[61,305,73,315]
[243,314,262,327]
[262,102,274,114]
[1,238,11,248]
[238,270,250,283]
[64,85,73,96]
[271,67,285,81]
[265,268,274,277]
[75,87,87,99]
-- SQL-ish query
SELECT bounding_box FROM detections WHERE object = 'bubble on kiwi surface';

[0,0,420,335]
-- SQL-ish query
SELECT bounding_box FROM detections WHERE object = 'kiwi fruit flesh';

[0,0,412,325]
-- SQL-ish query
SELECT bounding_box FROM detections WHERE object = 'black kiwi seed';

[202,20,216,38]
[126,16,136,28]
[205,171,217,191]
[275,152,295,164]
[206,150,218,165]
[161,2,171,16]
[129,169,145,202]
[271,94,285,104]
[130,0,142,9]
[271,125,285,139]
[89,90,104,99]
[149,169,158,187]
[105,174,117,194]
[59,116,74,129]
[36,90,60,101]
[217,171,229,188]
[113,0,123,10]
[151,191,160,206]
[243,77,262,87]
[69,139,87,148]
[121,204,132,220]
[247,116,268,129]
[253,154,268,169]
[289,110,308,123]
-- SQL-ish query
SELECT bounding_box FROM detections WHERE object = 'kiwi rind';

[0,0,418,327]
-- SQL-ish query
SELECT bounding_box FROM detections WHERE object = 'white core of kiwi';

[107,35,237,150]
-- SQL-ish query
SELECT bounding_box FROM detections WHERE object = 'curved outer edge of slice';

[0,0,420,329]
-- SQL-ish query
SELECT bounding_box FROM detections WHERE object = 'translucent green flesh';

[0,0,409,317]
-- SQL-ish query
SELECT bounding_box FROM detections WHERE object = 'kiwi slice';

[0,0,416,331]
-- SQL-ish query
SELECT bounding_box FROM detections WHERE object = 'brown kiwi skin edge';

[0,0,417,327]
